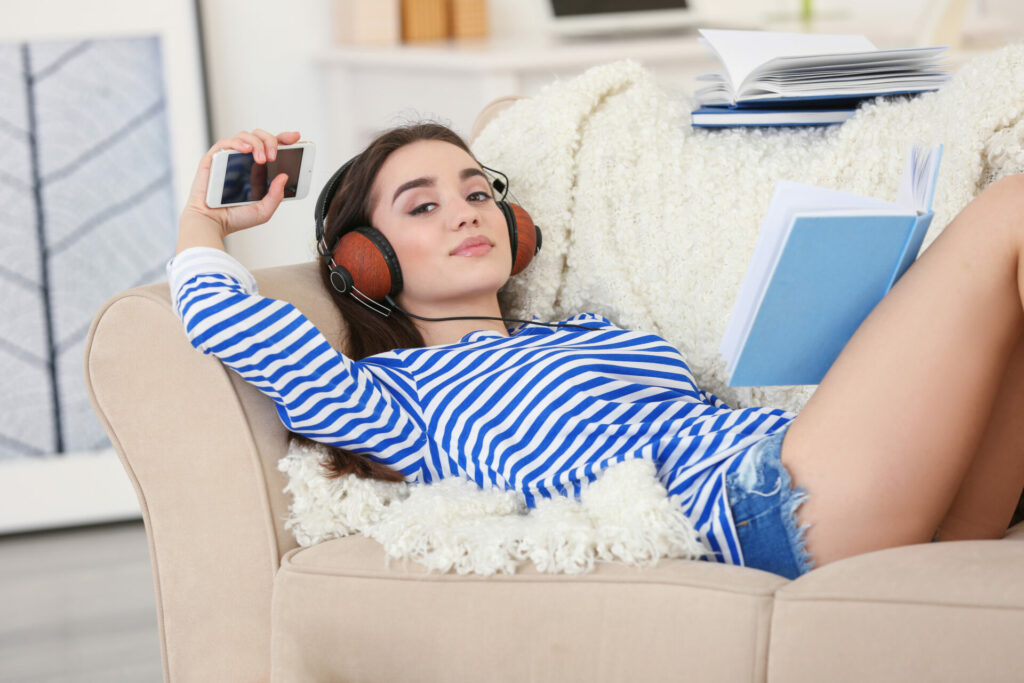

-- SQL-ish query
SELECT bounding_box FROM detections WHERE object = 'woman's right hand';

[181,128,301,237]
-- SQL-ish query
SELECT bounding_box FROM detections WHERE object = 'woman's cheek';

[412,237,446,279]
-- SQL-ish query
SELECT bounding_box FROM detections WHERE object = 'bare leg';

[935,331,1024,541]
[780,174,1024,568]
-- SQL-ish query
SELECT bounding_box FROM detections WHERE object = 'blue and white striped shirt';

[167,247,796,566]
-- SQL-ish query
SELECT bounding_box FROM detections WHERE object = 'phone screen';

[220,148,304,204]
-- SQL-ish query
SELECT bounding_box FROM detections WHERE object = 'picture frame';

[0,0,210,533]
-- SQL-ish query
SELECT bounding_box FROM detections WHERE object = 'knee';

[990,172,1024,192]
[956,174,1024,247]
[996,174,1024,239]
[981,174,1024,220]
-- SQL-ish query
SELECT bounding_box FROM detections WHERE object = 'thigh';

[780,176,1024,566]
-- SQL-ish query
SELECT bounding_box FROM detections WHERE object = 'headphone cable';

[383,296,593,332]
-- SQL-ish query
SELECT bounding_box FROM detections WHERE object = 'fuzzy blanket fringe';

[279,440,710,575]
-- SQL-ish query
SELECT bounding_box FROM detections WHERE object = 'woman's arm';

[170,129,429,479]
[168,249,428,478]
[176,211,227,254]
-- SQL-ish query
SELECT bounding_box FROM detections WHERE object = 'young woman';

[169,124,1024,580]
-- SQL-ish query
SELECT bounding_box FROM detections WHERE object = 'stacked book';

[691,29,950,128]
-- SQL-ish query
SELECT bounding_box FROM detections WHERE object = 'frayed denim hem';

[780,481,816,577]
[726,424,815,580]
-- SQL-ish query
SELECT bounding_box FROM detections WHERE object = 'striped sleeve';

[699,389,730,409]
[165,247,429,479]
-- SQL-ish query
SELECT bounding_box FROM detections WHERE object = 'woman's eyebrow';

[391,168,488,206]
[392,177,433,205]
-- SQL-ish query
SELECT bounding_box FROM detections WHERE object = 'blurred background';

[204,0,1024,269]
[0,0,1021,679]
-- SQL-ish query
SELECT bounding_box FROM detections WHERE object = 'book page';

[698,29,877,93]
[896,144,943,212]
[755,47,946,77]
[896,145,918,210]
[761,48,947,76]
[739,82,945,101]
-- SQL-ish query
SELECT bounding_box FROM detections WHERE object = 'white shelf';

[316,33,714,71]
[315,32,718,163]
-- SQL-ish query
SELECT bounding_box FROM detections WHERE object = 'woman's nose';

[450,197,480,231]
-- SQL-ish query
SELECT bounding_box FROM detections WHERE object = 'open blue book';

[719,144,942,386]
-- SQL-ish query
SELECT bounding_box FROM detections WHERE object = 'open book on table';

[719,144,943,387]
[694,29,949,108]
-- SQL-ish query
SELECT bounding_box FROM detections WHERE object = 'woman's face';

[369,139,512,312]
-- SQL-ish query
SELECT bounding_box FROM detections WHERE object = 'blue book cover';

[691,105,856,128]
[720,144,942,386]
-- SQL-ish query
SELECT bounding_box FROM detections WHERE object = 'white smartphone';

[205,141,316,208]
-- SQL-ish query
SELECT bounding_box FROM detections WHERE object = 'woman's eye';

[409,202,436,216]
[468,191,492,202]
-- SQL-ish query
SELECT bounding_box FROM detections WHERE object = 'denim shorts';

[724,424,814,580]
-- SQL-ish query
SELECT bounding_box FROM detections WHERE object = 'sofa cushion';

[768,530,1024,681]
[271,535,788,683]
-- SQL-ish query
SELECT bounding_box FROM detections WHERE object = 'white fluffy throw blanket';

[280,440,709,575]
[282,46,1024,574]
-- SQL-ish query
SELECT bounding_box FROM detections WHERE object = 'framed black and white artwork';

[0,0,210,532]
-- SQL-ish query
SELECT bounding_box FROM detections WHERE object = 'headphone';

[314,153,542,317]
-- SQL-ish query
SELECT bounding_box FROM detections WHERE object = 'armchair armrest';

[83,258,345,682]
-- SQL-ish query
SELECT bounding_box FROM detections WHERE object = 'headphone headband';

[315,153,359,248]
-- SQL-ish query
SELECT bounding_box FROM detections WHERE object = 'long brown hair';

[289,122,484,483]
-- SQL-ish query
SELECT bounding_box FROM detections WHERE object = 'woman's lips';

[450,236,493,257]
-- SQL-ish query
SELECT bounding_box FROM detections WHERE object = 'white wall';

[198,0,334,269]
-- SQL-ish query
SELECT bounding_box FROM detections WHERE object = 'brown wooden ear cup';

[333,227,402,301]
[331,203,540,300]
[499,201,541,276]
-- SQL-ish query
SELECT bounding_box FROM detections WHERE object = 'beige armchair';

[84,100,1024,682]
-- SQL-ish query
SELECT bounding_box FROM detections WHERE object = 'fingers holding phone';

[248,158,269,199]
[183,130,315,237]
